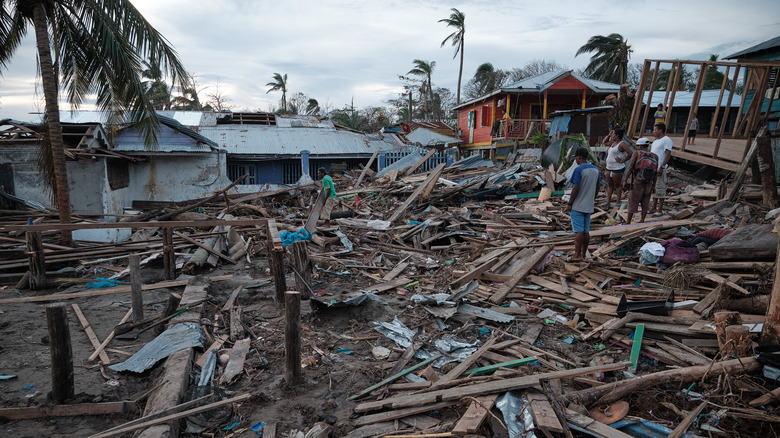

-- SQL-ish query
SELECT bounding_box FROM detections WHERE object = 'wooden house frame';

[628,59,780,171]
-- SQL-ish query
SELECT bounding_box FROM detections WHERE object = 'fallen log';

[569,357,760,407]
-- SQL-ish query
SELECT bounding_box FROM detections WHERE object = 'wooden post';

[760,215,780,346]
[162,227,175,280]
[285,291,302,385]
[266,220,286,305]
[714,311,742,352]
[756,133,779,209]
[290,241,312,300]
[154,292,182,335]
[26,231,46,290]
[724,325,752,357]
[129,254,144,323]
[46,304,74,403]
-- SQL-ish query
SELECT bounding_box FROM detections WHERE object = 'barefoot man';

[566,148,600,261]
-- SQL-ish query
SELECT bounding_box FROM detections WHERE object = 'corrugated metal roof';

[199,125,376,156]
[454,70,620,109]
[275,115,333,129]
[406,127,460,147]
[643,89,742,107]
[725,36,780,59]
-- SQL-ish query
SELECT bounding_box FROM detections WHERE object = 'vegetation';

[576,34,633,84]
[0,0,190,244]
[439,8,465,104]
[407,59,437,120]
[463,63,509,100]
[266,73,289,113]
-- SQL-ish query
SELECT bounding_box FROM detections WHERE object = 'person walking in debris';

[649,123,674,216]
[317,167,337,221]
[622,138,658,224]
[566,148,600,261]
[687,112,699,145]
[654,103,667,125]
[603,127,632,208]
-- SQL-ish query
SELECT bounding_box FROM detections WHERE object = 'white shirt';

[651,136,673,170]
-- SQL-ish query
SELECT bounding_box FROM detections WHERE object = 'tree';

[203,81,233,112]
[305,98,320,116]
[439,8,465,105]
[407,59,436,120]
[509,59,565,82]
[0,0,189,244]
[576,34,632,84]
[703,54,727,90]
[266,73,288,113]
[330,100,366,131]
[464,63,509,99]
[141,60,172,110]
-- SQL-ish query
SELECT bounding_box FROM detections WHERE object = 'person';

[689,227,731,250]
[687,113,699,145]
[654,104,667,125]
[566,148,600,261]
[649,123,674,215]
[603,127,632,208]
[622,138,658,224]
[317,167,337,221]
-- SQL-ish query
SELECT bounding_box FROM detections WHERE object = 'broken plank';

[222,285,244,312]
[451,258,499,288]
[489,245,552,304]
[354,361,631,413]
[219,338,250,385]
[388,163,446,223]
[527,391,563,433]
[353,402,456,427]
[0,275,233,305]
[428,336,496,390]
[365,277,413,293]
[195,336,227,368]
[0,401,139,420]
[71,304,111,365]
[382,262,410,282]
[451,395,498,436]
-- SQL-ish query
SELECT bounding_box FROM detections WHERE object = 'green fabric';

[322,175,336,198]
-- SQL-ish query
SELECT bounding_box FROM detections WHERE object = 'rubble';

[0,146,779,437]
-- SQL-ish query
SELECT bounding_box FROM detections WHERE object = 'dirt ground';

[1,250,776,437]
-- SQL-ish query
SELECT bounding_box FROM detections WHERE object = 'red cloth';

[696,228,731,240]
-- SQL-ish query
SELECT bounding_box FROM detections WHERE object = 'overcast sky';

[1,0,778,122]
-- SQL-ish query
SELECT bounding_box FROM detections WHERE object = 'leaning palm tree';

[439,8,465,104]
[575,33,632,84]
[0,0,190,245]
[266,73,288,113]
[408,59,436,120]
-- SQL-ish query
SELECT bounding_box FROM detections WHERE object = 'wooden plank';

[0,401,139,420]
[219,338,251,385]
[401,148,437,177]
[88,308,133,362]
[365,277,413,293]
[71,304,111,365]
[0,275,232,305]
[174,231,236,264]
[709,223,776,261]
[527,391,563,433]
[526,275,597,302]
[388,163,446,223]
[222,285,244,312]
[429,336,496,390]
[382,262,410,281]
[354,361,631,413]
[305,188,328,232]
[668,401,708,438]
[451,258,499,288]
[451,395,498,436]
[565,409,635,438]
[1,218,268,232]
[749,386,780,407]
[355,148,380,188]
[196,335,228,368]
[353,402,457,427]
[489,245,552,304]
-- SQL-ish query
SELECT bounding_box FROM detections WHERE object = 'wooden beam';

[489,245,552,304]
[0,401,139,420]
[0,218,268,232]
[71,304,111,365]
[388,163,446,223]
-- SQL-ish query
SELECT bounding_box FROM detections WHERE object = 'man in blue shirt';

[566,148,601,261]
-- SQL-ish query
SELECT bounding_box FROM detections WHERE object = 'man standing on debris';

[649,123,674,215]
[623,138,658,224]
[318,167,337,221]
[566,148,600,261]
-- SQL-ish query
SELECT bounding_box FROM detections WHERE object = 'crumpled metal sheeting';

[497,391,537,438]
[372,317,479,368]
[109,322,204,373]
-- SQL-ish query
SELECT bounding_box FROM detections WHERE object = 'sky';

[1,0,778,122]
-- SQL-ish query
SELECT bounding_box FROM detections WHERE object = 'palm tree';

[408,59,436,119]
[266,73,288,113]
[305,99,320,115]
[439,8,465,105]
[575,33,632,84]
[0,0,189,245]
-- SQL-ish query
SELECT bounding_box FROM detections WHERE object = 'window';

[481,105,491,127]
[228,163,257,184]
[282,161,301,185]
[106,159,129,190]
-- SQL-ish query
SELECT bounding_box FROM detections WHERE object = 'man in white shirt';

[650,123,674,215]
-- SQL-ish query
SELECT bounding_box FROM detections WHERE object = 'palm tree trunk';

[33,2,72,245]
[456,40,464,105]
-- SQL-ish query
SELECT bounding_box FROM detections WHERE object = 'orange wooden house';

[453,70,620,159]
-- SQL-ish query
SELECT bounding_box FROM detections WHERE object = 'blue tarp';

[280,228,312,247]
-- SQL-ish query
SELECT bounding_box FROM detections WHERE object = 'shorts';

[654,167,668,199]
[628,182,653,213]
[321,196,337,220]
[570,210,592,233]
[606,167,625,176]
[688,129,697,137]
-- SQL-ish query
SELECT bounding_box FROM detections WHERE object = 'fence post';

[378,151,387,171]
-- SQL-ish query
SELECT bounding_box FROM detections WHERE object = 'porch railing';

[493,118,545,141]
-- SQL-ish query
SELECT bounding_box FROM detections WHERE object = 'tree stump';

[46,304,74,403]
[724,325,752,357]
[714,311,742,352]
